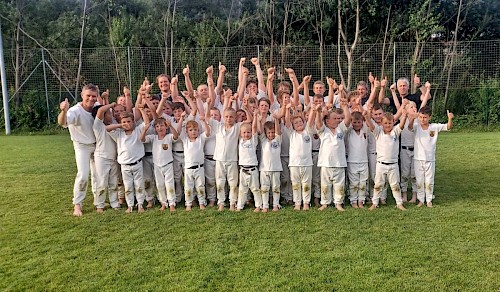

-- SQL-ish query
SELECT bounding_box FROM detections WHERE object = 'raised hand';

[101,89,110,100]
[206,65,213,75]
[303,75,312,84]
[219,62,226,74]
[390,83,396,92]
[251,57,259,66]
[242,67,249,76]
[60,98,69,111]
[425,81,431,89]
[183,65,190,75]
[374,77,381,88]
[368,72,375,84]
[267,67,275,81]
[123,86,131,96]
[240,58,246,66]
[285,68,295,76]
[414,74,421,86]
[381,76,388,87]
[447,110,454,119]
[171,75,178,85]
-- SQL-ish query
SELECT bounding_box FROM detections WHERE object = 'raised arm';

[390,82,400,110]
[274,117,281,135]
[176,112,186,135]
[394,98,408,121]
[284,103,292,129]
[286,68,300,106]
[307,103,318,128]
[267,67,275,105]
[399,108,408,130]
[100,89,110,105]
[170,74,179,101]
[251,57,267,94]
[199,113,210,137]
[123,86,133,113]
[362,106,375,132]
[256,113,263,135]
[340,92,351,127]
[303,75,312,106]
[315,104,323,130]
[378,76,390,105]
[447,110,454,130]
[139,111,151,142]
[252,112,258,135]
[326,77,338,106]
[57,98,69,127]
[96,102,116,120]
[366,77,380,107]
[419,81,431,109]
[216,62,226,96]
[183,65,194,95]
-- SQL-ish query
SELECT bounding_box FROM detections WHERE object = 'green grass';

[0,133,499,291]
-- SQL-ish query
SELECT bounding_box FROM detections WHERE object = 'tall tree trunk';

[75,0,87,99]
[443,0,463,112]
[380,5,391,78]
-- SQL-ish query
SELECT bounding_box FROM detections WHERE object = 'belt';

[370,152,377,155]
[205,155,215,161]
[125,158,142,166]
[312,150,319,153]
[240,166,257,174]
[144,152,153,157]
[173,151,184,153]
[377,161,397,165]
[402,146,414,151]
[187,164,204,170]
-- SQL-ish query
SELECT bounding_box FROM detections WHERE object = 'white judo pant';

[142,155,156,202]
[72,141,97,206]
[121,160,145,208]
[347,162,369,203]
[372,162,403,206]
[154,162,176,207]
[204,157,217,203]
[216,161,239,206]
[320,167,346,205]
[93,156,120,209]
[237,167,261,210]
[173,151,184,203]
[290,166,312,205]
[280,157,292,201]
[261,171,281,209]
[184,165,206,206]
[414,160,436,204]
[400,148,417,193]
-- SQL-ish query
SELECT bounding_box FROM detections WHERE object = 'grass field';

[0,132,499,291]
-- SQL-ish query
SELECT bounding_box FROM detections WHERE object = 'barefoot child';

[107,109,149,213]
[92,103,120,213]
[364,109,408,211]
[140,117,179,211]
[237,114,261,212]
[258,117,283,212]
[346,111,370,208]
[177,110,211,211]
[315,95,351,211]
[408,106,454,207]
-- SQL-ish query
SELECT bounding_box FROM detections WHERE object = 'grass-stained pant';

[173,151,185,203]
[261,171,281,209]
[369,152,387,201]
[185,165,206,207]
[372,162,402,206]
[216,161,239,206]
[237,167,261,209]
[347,162,369,203]
[121,161,145,208]
[204,157,217,203]
[154,162,176,207]
[72,141,97,206]
[414,160,435,203]
[320,167,346,205]
[400,148,417,193]
[142,155,156,202]
[280,156,292,201]
[290,166,312,206]
[93,156,119,209]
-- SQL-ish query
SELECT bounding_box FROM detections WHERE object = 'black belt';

[240,166,257,174]
[370,152,377,155]
[125,158,142,166]
[144,152,153,157]
[312,150,319,153]
[377,161,397,165]
[402,146,414,151]
[187,164,204,170]
[173,151,184,153]
[205,156,215,161]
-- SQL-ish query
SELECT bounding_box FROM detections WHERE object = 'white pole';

[0,21,11,135]
[41,49,50,124]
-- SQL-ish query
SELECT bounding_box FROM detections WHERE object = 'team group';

[58,58,454,216]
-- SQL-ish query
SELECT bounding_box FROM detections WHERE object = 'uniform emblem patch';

[430,130,435,137]
[337,133,344,140]
[162,144,169,150]
[304,135,311,143]
[271,141,279,149]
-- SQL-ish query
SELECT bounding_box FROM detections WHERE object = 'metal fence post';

[0,20,10,134]
[393,42,396,83]
[257,45,260,60]
[41,49,50,124]
[127,46,132,92]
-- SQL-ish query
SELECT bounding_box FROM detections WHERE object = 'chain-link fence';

[1,41,499,126]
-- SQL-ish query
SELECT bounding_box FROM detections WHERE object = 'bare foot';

[218,204,224,211]
[185,206,192,211]
[200,204,206,210]
[402,192,408,202]
[126,207,133,213]
[351,202,359,209]
[146,200,154,209]
[417,202,423,207]
[335,204,345,212]
[358,201,365,208]
[73,205,83,217]
[397,204,407,211]
[294,204,301,211]
[409,196,417,203]
[272,206,279,212]
[318,205,327,211]
[96,208,104,214]
[254,207,261,213]
[170,205,177,212]
[160,204,167,211]
[368,204,377,211]
[208,201,215,207]
[314,198,320,208]
[229,204,236,211]
[303,204,310,211]
[380,200,387,205]
[138,206,145,213]
[427,202,433,208]
[262,208,269,213]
